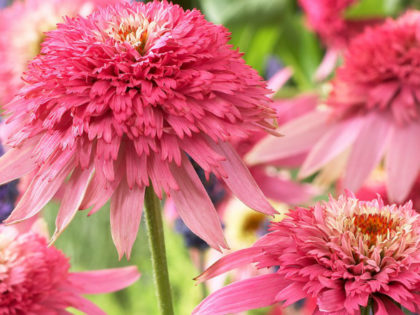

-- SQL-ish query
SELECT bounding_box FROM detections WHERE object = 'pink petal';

[169,155,227,251]
[317,288,346,313]
[299,116,364,178]
[208,140,276,215]
[0,137,39,185]
[314,48,339,82]
[5,151,76,224]
[373,296,404,315]
[68,266,140,294]
[343,113,391,192]
[275,282,307,307]
[195,247,265,283]
[110,180,145,260]
[51,167,94,243]
[67,296,106,315]
[267,67,293,96]
[386,123,420,202]
[192,274,286,315]
[246,110,332,165]
[251,167,318,204]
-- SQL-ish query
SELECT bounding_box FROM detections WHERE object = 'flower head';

[0,0,119,105]
[194,193,420,315]
[0,222,140,314]
[247,11,420,203]
[0,0,276,258]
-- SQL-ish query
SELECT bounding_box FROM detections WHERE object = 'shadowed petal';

[110,180,145,260]
[170,155,227,251]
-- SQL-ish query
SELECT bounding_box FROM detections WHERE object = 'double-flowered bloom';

[0,0,276,258]
[194,193,420,315]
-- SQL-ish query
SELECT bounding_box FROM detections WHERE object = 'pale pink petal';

[246,110,332,165]
[343,113,391,192]
[252,167,318,204]
[192,274,286,315]
[299,116,364,178]
[386,123,420,202]
[0,137,39,185]
[195,247,265,283]
[267,67,293,96]
[208,140,276,215]
[110,180,145,260]
[314,48,339,82]
[169,155,227,251]
[5,151,76,224]
[68,266,140,294]
[51,166,94,243]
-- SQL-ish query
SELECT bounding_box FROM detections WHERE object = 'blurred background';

[1,0,419,314]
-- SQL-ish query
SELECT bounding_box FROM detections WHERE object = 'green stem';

[144,187,174,315]
[360,302,371,315]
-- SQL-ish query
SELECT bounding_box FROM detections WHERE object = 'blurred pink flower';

[194,193,420,315]
[298,0,381,80]
[0,0,119,105]
[248,12,420,203]
[0,1,276,258]
[0,221,140,314]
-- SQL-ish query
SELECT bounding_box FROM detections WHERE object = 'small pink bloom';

[0,0,119,105]
[0,0,277,258]
[0,222,140,314]
[248,12,420,203]
[194,193,420,315]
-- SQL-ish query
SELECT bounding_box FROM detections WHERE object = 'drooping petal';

[343,113,391,192]
[67,296,106,315]
[267,67,293,96]
[110,180,145,260]
[299,116,364,178]
[208,140,276,215]
[195,247,265,283]
[314,48,339,82]
[5,150,76,224]
[246,110,332,165]
[386,123,420,202]
[192,274,286,315]
[68,266,140,294]
[169,155,227,251]
[51,166,94,243]
[373,296,404,315]
[275,282,307,307]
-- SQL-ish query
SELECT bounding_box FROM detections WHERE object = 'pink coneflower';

[0,221,140,314]
[194,193,420,315]
[247,11,420,203]
[0,0,119,105]
[0,0,276,258]
[298,0,381,80]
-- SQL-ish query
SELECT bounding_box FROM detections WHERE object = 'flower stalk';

[144,186,174,315]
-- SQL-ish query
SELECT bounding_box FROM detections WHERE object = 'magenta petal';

[110,180,145,260]
[275,282,307,307]
[299,116,364,178]
[67,296,106,315]
[195,247,265,282]
[68,266,140,294]
[51,167,94,242]
[246,110,331,165]
[386,123,420,202]
[170,155,227,251]
[208,140,276,215]
[343,113,391,192]
[192,274,286,315]
[373,296,404,315]
[5,151,76,224]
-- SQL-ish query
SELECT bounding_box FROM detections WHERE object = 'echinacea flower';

[248,11,420,203]
[0,0,119,105]
[298,0,381,80]
[0,220,140,314]
[194,193,420,315]
[0,0,276,258]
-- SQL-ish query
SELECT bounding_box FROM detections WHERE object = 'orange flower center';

[354,213,395,244]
